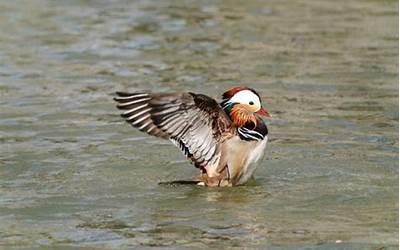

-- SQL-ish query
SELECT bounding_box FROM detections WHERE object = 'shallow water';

[0,0,398,249]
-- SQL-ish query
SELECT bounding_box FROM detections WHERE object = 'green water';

[0,0,398,249]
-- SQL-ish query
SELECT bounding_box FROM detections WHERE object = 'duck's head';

[221,86,270,127]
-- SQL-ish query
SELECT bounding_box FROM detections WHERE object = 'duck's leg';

[197,165,232,187]
[217,165,232,187]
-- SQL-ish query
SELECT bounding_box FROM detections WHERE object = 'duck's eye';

[249,101,254,105]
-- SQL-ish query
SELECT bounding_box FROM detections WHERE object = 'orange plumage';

[230,104,257,128]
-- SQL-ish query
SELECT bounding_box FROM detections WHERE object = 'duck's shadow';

[158,177,260,187]
[158,180,202,186]
[157,177,270,206]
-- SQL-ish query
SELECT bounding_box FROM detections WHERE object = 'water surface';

[0,0,398,249]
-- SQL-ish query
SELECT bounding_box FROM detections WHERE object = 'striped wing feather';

[114,91,234,174]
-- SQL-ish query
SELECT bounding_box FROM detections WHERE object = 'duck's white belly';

[227,136,268,185]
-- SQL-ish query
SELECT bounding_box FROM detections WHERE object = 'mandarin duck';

[114,86,270,187]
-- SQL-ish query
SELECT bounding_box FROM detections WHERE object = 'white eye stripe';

[228,90,261,109]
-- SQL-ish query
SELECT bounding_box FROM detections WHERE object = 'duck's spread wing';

[114,91,234,173]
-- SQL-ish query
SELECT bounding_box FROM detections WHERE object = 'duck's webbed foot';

[197,166,232,187]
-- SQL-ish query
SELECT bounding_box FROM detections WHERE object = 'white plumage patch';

[226,135,268,185]
[240,136,268,183]
[228,90,261,110]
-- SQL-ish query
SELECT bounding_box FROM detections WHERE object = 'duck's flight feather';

[114,92,235,172]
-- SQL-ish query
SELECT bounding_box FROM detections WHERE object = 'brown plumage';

[222,86,259,100]
[114,87,270,187]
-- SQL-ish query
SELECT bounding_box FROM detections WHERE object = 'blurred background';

[0,0,398,249]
